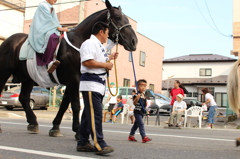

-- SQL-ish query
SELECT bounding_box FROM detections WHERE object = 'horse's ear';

[105,0,112,10]
[118,6,122,12]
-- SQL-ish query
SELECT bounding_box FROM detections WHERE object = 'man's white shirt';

[79,35,110,96]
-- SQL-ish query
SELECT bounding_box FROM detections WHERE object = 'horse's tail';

[227,59,240,114]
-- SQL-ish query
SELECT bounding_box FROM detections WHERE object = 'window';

[139,51,146,66]
[186,92,192,97]
[119,88,135,95]
[215,93,227,107]
[149,84,154,92]
[123,78,130,87]
[199,68,212,76]
[129,52,132,62]
[193,92,198,97]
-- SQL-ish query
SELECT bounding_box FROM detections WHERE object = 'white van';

[102,87,156,110]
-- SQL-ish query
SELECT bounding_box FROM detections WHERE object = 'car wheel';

[30,100,35,110]
[5,106,13,110]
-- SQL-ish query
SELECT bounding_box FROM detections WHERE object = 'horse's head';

[105,0,138,51]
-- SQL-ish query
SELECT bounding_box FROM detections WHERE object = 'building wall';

[0,2,24,43]
[162,62,234,80]
[233,0,240,58]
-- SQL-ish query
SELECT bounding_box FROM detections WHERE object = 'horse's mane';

[72,6,120,32]
[71,9,107,33]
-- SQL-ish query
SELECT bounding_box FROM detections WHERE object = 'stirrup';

[47,60,60,73]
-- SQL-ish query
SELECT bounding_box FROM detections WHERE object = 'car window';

[119,88,133,95]
[119,88,126,95]
[41,88,49,95]
[7,87,21,92]
[32,88,41,93]
[145,90,155,98]
[190,100,196,105]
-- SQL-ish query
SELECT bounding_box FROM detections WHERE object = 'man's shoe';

[142,136,152,143]
[77,143,96,152]
[128,136,137,142]
[95,146,114,155]
[47,60,60,73]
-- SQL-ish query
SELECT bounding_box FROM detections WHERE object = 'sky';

[108,0,234,59]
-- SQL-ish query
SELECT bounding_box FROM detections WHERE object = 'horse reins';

[106,10,131,96]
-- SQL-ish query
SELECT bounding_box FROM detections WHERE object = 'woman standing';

[202,88,217,129]
[170,80,185,107]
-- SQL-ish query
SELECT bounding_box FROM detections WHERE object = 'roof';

[162,75,227,89]
[163,54,237,63]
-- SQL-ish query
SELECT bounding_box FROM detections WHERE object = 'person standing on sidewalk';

[128,79,152,143]
[76,22,118,155]
[202,87,217,129]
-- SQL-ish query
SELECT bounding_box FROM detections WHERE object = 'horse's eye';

[115,17,121,20]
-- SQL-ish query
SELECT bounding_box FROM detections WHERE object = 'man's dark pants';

[77,91,107,151]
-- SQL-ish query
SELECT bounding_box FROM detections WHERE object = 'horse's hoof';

[27,125,39,134]
[49,129,63,137]
[236,138,240,147]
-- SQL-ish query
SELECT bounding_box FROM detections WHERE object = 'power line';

[0,0,85,12]
[204,0,232,37]
[194,0,232,38]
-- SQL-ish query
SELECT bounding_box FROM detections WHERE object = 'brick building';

[24,0,164,93]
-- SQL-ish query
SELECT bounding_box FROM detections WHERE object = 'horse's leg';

[49,80,80,140]
[19,80,38,133]
[68,84,81,140]
[49,88,71,137]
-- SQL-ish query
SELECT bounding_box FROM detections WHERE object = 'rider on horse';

[28,0,68,73]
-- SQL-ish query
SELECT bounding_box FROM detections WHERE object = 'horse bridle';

[107,10,131,44]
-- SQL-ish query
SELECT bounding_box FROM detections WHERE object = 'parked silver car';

[0,86,50,110]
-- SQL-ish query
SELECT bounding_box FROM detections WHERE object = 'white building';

[162,54,237,107]
[0,0,25,44]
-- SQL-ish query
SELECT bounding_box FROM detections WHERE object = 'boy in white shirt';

[169,94,187,127]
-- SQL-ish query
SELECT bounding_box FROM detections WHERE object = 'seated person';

[169,94,186,127]
[112,95,124,123]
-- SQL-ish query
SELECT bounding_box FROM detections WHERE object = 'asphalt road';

[1,116,240,159]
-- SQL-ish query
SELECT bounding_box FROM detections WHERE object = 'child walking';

[128,79,152,143]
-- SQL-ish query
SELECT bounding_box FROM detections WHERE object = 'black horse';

[0,0,137,139]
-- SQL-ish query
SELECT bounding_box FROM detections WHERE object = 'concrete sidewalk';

[1,107,240,130]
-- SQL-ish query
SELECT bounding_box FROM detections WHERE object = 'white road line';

[8,113,23,117]
[0,146,96,159]
[103,130,235,142]
[1,121,235,142]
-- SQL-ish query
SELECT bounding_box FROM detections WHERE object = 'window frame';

[123,78,130,87]
[199,68,212,76]
[139,51,146,67]
[149,84,155,92]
